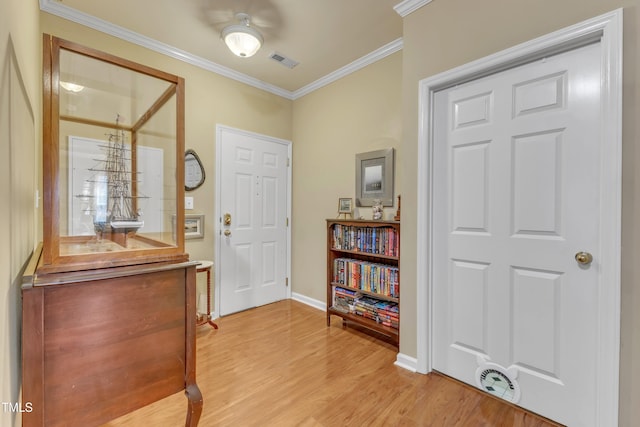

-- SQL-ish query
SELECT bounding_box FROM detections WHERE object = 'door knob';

[224,229,231,237]
[223,213,232,226]
[575,251,593,265]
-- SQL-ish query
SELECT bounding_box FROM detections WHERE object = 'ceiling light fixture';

[60,81,85,93]
[221,13,263,58]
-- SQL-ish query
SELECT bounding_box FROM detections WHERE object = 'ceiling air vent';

[269,52,299,69]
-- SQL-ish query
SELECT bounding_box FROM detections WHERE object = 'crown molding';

[40,0,404,101]
[394,0,433,17]
[292,38,403,100]
[39,0,293,99]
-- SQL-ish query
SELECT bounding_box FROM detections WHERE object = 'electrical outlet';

[185,196,194,210]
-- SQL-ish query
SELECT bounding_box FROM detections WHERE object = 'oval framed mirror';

[185,149,205,191]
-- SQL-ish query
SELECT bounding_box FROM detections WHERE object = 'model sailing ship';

[80,115,144,246]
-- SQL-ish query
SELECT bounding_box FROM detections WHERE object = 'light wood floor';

[102,300,561,427]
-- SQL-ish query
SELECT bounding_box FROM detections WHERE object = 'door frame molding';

[214,124,293,319]
[416,9,622,425]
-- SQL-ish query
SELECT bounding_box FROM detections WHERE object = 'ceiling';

[42,0,407,99]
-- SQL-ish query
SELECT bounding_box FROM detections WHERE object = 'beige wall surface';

[0,1,40,426]
[40,13,293,266]
[400,1,638,425]
[291,52,402,304]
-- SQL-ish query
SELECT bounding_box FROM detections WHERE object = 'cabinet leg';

[184,383,203,427]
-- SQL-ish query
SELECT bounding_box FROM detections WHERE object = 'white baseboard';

[291,292,325,311]
[395,352,418,372]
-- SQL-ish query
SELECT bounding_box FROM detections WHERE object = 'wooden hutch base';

[22,246,202,427]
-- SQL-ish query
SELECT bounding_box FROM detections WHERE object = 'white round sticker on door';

[475,359,521,403]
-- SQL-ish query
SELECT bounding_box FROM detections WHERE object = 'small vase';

[372,199,383,220]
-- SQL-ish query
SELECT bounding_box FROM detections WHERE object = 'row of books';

[331,224,398,257]
[332,287,399,329]
[333,258,399,298]
[332,287,360,314]
[355,296,399,329]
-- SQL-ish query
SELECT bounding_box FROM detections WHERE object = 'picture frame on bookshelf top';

[337,197,353,219]
[338,197,352,213]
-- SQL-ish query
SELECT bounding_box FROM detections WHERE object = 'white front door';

[432,42,604,425]
[216,126,290,316]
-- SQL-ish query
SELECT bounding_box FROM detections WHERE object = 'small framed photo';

[338,198,353,214]
[173,213,205,240]
[184,214,205,239]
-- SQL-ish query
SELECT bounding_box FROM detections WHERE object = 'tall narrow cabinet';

[21,35,201,427]
[326,219,400,346]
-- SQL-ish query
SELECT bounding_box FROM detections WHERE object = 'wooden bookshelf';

[326,219,400,346]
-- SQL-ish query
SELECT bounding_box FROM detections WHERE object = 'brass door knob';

[224,229,231,237]
[575,251,593,265]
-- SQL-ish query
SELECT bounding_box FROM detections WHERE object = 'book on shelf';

[333,258,399,298]
[335,286,360,297]
[331,224,398,257]
[346,295,399,329]
[333,286,361,314]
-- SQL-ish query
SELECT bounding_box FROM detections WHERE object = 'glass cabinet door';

[41,34,187,273]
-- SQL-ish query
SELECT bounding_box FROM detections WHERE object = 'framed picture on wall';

[184,214,205,239]
[172,213,205,240]
[355,148,394,207]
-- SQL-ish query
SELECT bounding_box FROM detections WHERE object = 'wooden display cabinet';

[41,35,188,273]
[326,219,400,346]
[21,35,201,426]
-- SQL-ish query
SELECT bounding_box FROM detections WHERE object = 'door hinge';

[286,277,289,287]
[286,217,289,226]
[287,157,290,167]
